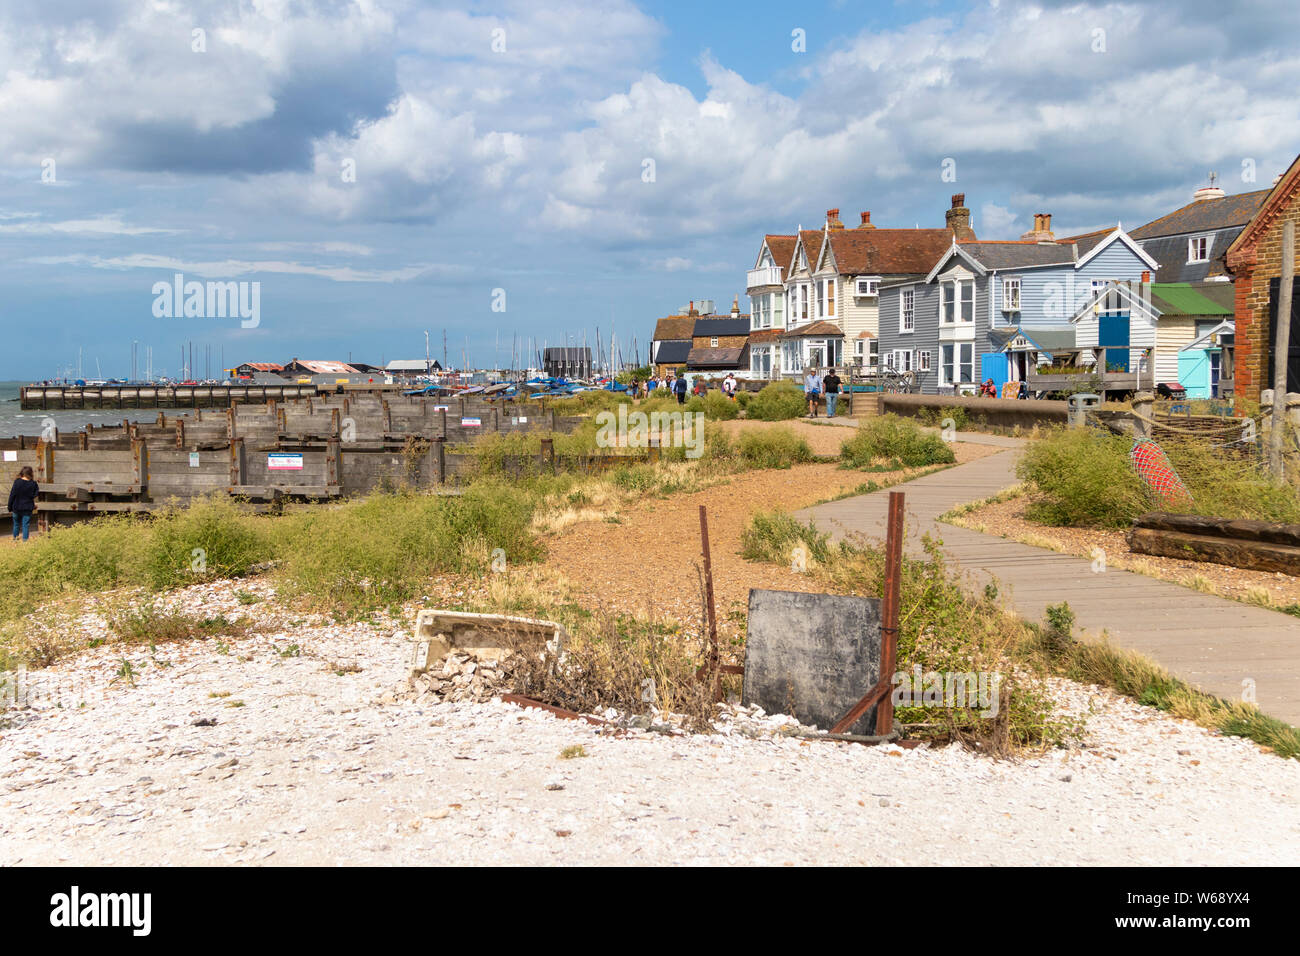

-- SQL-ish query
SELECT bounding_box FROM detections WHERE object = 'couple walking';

[803,368,843,417]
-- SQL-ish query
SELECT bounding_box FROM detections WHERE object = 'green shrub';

[698,390,740,420]
[1161,438,1300,524]
[840,415,956,469]
[1017,428,1147,527]
[740,510,832,565]
[274,482,541,614]
[548,389,632,415]
[1018,427,1300,528]
[141,497,271,589]
[746,381,807,421]
[737,428,814,469]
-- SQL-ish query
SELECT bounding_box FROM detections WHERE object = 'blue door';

[980,353,1007,394]
[1177,350,1209,399]
[1098,312,1131,372]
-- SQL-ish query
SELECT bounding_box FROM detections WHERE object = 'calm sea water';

[0,381,192,439]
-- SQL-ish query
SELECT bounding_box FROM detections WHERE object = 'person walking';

[8,466,38,542]
[803,367,821,417]
[723,373,737,400]
[822,368,842,418]
[674,374,688,405]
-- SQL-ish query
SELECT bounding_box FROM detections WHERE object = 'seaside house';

[876,217,1157,394]
[745,196,969,378]
[1067,279,1235,397]
[687,298,751,374]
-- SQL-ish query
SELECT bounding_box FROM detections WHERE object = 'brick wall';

[691,334,748,348]
[1232,185,1300,399]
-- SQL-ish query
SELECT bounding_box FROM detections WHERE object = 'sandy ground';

[540,437,1001,645]
[951,493,1300,610]
[3,590,1298,866]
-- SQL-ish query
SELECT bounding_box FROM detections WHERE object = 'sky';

[1,0,1298,379]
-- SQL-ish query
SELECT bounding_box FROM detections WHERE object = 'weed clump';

[841,415,955,469]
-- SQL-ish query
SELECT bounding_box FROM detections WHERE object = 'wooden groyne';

[1,391,594,524]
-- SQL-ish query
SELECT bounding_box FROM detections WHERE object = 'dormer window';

[855,276,881,297]
[1188,234,1211,263]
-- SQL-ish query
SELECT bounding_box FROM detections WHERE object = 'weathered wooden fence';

[0,392,598,524]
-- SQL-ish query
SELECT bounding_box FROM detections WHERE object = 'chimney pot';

[859,211,876,229]
[826,208,843,229]
[1141,270,1151,283]
[945,195,976,240]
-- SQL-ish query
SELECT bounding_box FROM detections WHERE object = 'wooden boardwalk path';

[795,441,1300,726]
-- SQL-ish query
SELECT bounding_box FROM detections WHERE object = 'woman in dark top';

[8,466,38,541]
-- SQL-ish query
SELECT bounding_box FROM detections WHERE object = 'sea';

[0,381,193,439]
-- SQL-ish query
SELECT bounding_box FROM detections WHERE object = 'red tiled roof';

[748,329,783,344]
[764,235,796,273]
[790,229,823,274]
[826,228,954,275]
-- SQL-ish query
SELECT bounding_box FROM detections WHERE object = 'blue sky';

[1,0,1298,379]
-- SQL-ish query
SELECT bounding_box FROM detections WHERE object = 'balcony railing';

[746,265,783,289]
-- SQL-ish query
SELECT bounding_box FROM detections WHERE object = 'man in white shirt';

[803,368,821,417]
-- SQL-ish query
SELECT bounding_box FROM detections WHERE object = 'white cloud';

[27,252,452,283]
[0,215,177,237]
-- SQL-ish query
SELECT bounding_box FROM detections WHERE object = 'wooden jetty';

[18,382,413,410]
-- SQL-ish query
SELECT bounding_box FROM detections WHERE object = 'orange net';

[1130,438,1193,509]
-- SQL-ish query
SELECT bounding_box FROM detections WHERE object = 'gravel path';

[3,605,1297,866]
[541,438,1001,638]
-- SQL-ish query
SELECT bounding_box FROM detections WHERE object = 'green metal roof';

[1148,282,1234,317]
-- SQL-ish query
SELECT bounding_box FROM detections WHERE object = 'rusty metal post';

[876,491,904,736]
[830,490,904,736]
[699,504,722,700]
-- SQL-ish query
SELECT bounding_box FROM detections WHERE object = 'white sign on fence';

[268,452,304,470]
[461,417,482,427]
[189,452,200,468]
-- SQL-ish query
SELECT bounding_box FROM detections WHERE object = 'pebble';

[0,577,1297,865]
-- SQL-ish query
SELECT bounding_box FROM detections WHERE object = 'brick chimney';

[826,208,844,230]
[946,194,976,240]
[1019,212,1056,243]
[688,300,698,316]
[858,211,876,230]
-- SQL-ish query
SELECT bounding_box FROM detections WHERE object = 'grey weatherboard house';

[876,224,1158,394]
